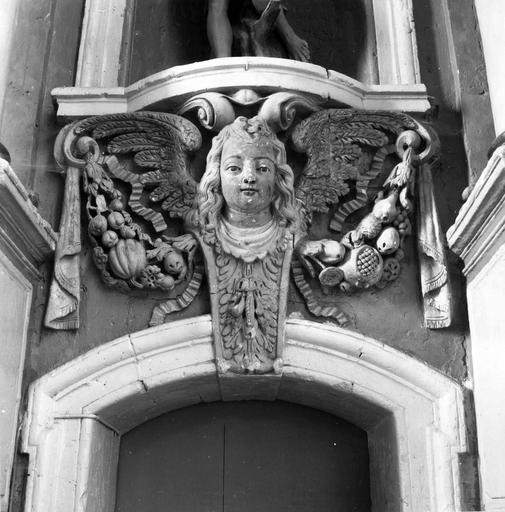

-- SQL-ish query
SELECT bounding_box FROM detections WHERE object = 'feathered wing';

[75,111,202,228]
[291,109,417,231]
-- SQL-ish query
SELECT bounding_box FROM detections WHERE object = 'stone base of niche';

[53,58,431,120]
[22,316,467,512]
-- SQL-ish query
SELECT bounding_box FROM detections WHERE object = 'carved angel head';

[197,116,299,235]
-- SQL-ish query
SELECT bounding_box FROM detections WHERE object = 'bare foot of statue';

[284,33,310,62]
[267,0,310,62]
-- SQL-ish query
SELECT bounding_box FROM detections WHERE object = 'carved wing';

[291,109,417,231]
[66,112,205,326]
[75,111,202,223]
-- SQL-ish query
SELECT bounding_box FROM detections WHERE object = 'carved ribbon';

[416,163,452,328]
[44,166,81,329]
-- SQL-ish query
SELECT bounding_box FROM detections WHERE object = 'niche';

[126,0,377,85]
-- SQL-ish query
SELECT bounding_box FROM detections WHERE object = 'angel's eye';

[258,166,270,174]
[226,165,241,173]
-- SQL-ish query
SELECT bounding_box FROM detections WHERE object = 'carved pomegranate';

[109,198,124,211]
[107,211,125,229]
[88,215,107,236]
[119,225,136,239]
[163,248,187,277]
[323,244,384,293]
[108,239,147,280]
[101,230,118,248]
[156,274,175,291]
[376,227,400,255]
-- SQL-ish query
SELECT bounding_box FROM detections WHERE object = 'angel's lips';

[240,188,258,196]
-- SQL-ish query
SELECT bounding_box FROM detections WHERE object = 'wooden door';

[116,401,371,511]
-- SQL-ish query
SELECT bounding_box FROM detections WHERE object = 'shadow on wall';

[128,0,376,84]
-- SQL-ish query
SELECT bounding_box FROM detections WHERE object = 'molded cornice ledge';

[0,159,56,278]
[52,58,430,120]
[447,143,505,278]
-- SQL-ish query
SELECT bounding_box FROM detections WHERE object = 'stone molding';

[372,0,421,84]
[75,0,128,87]
[447,143,505,278]
[0,0,20,120]
[52,58,431,120]
[22,316,467,512]
[0,158,54,510]
[0,158,56,279]
[0,252,32,512]
[449,141,505,511]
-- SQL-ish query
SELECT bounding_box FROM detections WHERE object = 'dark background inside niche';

[115,401,371,512]
[127,0,377,84]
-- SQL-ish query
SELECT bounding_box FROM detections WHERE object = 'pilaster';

[447,141,505,511]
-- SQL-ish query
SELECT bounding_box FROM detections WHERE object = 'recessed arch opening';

[22,316,467,512]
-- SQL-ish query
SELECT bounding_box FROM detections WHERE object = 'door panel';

[116,401,370,512]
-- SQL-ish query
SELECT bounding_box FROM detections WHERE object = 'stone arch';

[22,316,467,512]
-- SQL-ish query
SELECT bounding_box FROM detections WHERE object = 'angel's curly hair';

[196,116,299,243]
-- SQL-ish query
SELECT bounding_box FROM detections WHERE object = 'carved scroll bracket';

[178,89,319,133]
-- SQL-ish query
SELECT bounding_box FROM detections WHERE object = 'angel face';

[219,139,276,216]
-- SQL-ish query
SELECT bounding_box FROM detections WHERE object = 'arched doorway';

[21,316,467,512]
[116,401,371,512]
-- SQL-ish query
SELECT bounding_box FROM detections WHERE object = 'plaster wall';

[467,246,505,510]
[0,0,21,125]
[474,0,505,136]
[0,254,32,512]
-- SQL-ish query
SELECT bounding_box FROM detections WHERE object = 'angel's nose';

[242,161,256,183]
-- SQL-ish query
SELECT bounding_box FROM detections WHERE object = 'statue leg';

[251,0,310,62]
[207,0,232,58]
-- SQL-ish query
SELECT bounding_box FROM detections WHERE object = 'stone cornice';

[447,144,505,277]
[0,159,56,279]
[52,58,430,119]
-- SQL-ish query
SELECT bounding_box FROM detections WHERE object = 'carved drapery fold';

[44,166,81,329]
[417,163,451,328]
